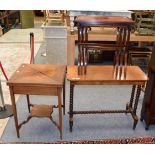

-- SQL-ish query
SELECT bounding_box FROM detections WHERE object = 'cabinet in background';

[141,45,155,129]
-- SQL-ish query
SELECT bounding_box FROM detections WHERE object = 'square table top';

[75,15,134,27]
[67,65,148,85]
[7,64,66,87]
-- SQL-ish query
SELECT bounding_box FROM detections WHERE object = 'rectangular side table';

[7,64,66,139]
[67,65,148,132]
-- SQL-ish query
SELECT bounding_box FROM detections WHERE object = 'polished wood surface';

[18,104,60,132]
[8,64,66,86]
[75,16,134,27]
[30,104,53,118]
[75,16,134,75]
[7,64,66,139]
[67,65,148,132]
[67,65,148,85]
[67,28,155,65]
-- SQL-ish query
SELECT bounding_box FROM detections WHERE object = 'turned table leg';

[126,85,136,111]
[132,85,141,129]
[69,82,74,132]
[58,88,63,139]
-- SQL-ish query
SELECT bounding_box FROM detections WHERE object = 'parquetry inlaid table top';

[7,64,66,139]
[8,64,66,87]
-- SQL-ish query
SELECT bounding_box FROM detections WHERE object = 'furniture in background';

[69,10,132,34]
[0,10,20,33]
[75,15,134,77]
[67,28,155,65]
[141,45,155,129]
[129,46,152,72]
[88,49,104,63]
[133,10,155,35]
[34,10,44,16]
[44,10,65,25]
[67,65,148,132]
[66,12,155,66]
[7,64,66,139]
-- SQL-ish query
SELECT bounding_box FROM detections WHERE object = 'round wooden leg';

[69,83,74,132]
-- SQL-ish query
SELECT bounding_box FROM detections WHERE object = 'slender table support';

[67,66,147,132]
[126,85,136,111]
[75,16,134,77]
[132,85,142,129]
[63,77,66,115]
[58,88,63,139]
[69,82,74,132]
[67,29,155,65]
[7,64,66,139]
[9,86,20,137]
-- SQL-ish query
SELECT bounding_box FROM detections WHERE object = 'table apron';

[71,81,146,85]
[12,86,59,96]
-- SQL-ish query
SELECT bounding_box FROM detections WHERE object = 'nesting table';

[67,65,148,132]
[7,64,66,139]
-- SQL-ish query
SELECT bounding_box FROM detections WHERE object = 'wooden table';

[75,16,134,75]
[7,64,66,139]
[67,65,148,132]
[67,28,155,65]
[68,11,132,34]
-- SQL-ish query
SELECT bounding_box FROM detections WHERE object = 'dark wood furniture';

[140,45,155,129]
[129,47,152,72]
[7,64,66,139]
[75,16,134,77]
[67,65,148,132]
[0,10,20,33]
[69,10,132,34]
[67,29,155,65]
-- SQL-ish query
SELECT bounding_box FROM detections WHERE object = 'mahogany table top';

[75,15,134,27]
[67,65,148,85]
